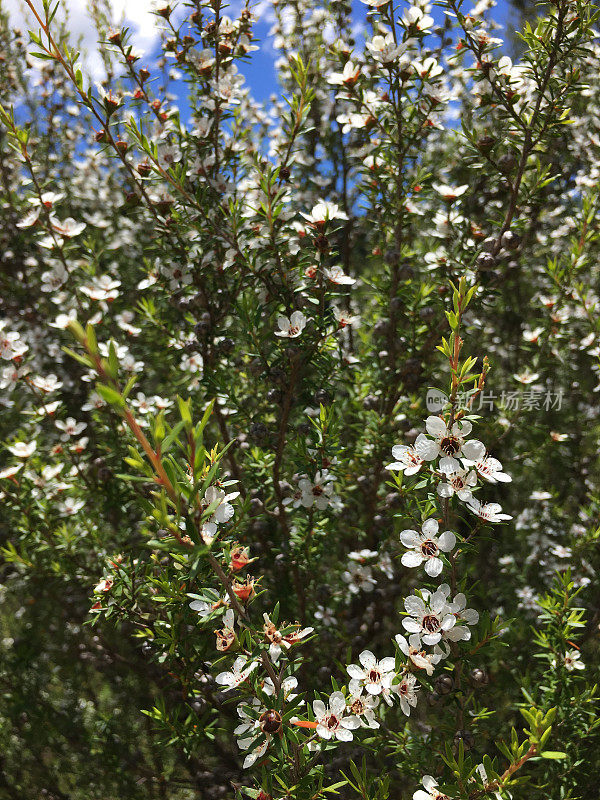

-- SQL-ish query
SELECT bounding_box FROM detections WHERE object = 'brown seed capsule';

[477,134,495,153]
[434,674,454,695]
[259,709,282,734]
[469,667,489,687]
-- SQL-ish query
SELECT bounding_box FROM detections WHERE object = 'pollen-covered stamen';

[440,435,461,455]
[422,614,441,633]
[420,539,438,557]
[350,698,366,714]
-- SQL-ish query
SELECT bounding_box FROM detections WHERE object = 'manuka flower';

[347,650,396,696]
[403,588,456,645]
[313,691,360,741]
[400,519,456,577]
[274,311,306,338]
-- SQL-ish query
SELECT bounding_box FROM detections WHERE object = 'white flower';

[393,672,419,716]
[7,441,36,458]
[432,183,468,202]
[323,266,355,285]
[234,698,268,769]
[403,588,456,645]
[313,691,360,741]
[189,593,229,619]
[437,461,477,502]
[386,434,437,475]
[346,691,380,728]
[395,633,442,676]
[263,676,298,699]
[0,465,23,479]
[563,649,585,671]
[342,562,376,594]
[59,496,85,515]
[297,471,337,510]
[347,650,396,696]
[215,657,258,690]
[31,374,63,393]
[366,33,405,63]
[401,6,434,32]
[80,275,120,301]
[444,587,479,642]
[414,774,451,800]
[0,330,28,361]
[300,201,348,225]
[204,485,239,525]
[327,61,360,86]
[466,498,512,523]
[424,416,486,461]
[468,455,511,483]
[55,417,87,439]
[275,311,307,338]
[400,519,456,577]
[49,216,86,238]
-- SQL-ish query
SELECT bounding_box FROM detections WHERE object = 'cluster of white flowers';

[387,414,512,525]
[294,412,512,744]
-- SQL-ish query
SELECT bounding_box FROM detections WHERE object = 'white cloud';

[4,0,164,78]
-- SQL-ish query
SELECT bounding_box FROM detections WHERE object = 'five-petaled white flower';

[346,691,380,728]
[403,588,456,645]
[313,691,360,741]
[400,519,456,577]
[347,650,396,696]
[386,434,438,475]
[563,649,585,671]
[296,471,337,510]
[437,461,477,501]
[423,416,486,461]
[275,311,306,338]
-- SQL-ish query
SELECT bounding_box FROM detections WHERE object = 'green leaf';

[96,383,125,408]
